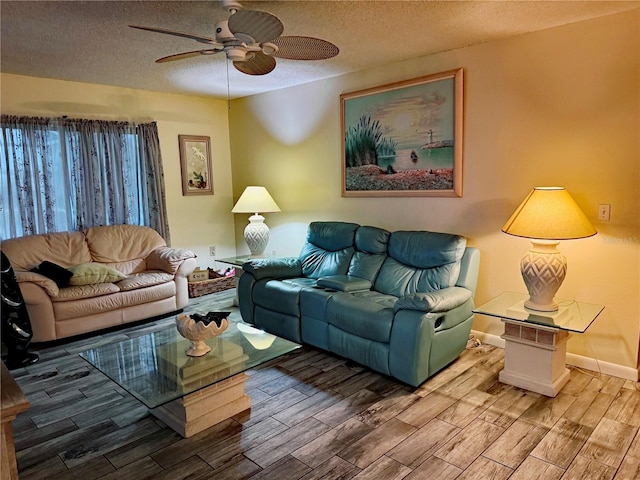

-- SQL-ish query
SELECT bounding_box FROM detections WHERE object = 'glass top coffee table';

[80,318,300,437]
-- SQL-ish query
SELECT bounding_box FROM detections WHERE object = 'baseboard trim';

[471,330,639,382]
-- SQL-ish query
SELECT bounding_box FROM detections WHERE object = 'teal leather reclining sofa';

[237,221,480,387]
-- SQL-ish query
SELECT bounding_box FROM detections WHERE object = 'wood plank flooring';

[8,289,640,479]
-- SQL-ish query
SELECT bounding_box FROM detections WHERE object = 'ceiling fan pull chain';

[226,58,231,109]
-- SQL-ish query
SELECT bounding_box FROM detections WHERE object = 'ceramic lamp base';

[244,214,270,256]
[521,240,567,312]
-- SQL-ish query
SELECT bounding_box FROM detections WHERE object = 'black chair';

[1,251,39,369]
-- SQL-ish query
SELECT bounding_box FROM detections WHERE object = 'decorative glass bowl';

[175,311,230,356]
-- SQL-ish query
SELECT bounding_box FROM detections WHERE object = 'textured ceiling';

[1,1,638,99]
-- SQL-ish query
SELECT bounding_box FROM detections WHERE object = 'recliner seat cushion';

[326,291,396,343]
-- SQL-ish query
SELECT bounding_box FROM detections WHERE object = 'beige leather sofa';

[2,224,197,342]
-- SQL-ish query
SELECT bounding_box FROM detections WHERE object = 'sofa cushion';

[326,291,395,343]
[375,258,462,298]
[299,245,354,279]
[84,225,166,263]
[345,226,389,283]
[388,231,466,268]
[1,231,91,271]
[298,222,358,279]
[348,251,386,283]
[119,281,175,308]
[306,221,359,251]
[116,271,174,291]
[69,263,127,286]
[53,291,124,320]
[54,283,121,302]
[105,259,148,276]
[355,225,390,254]
[374,231,466,297]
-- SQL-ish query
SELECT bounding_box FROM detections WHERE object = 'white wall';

[229,10,640,373]
[0,74,237,269]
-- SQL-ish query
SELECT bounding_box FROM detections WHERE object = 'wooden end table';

[1,361,30,480]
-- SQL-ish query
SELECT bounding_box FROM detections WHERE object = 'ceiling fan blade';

[130,25,218,45]
[227,10,284,44]
[233,52,276,76]
[272,36,339,60]
[156,49,222,63]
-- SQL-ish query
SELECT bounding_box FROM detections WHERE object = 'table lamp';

[231,186,281,256]
[502,187,597,312]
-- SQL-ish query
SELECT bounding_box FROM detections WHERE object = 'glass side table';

[217,256,262,268]
[473,292,604,397]
[217,256,264,306]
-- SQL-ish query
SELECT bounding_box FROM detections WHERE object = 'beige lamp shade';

[502,187,597,240]
[231,186,281,214]
[502,187,596,312]
[232,186,281,256]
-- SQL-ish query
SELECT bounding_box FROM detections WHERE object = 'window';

[0,116,170,242]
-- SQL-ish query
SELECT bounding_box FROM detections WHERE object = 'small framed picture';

[179,135,213,196]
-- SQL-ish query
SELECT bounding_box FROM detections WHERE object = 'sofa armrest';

[243,257,302,280]
[147,246,196,275]
[14,271,60,297]
[393,286,472,314]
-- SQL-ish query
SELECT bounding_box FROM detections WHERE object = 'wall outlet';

[598,204,611,221]
[209,245,216,256]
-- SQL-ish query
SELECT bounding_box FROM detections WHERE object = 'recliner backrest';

[299,221,359,279]
[374,231,466,297]
[348,225,390,282]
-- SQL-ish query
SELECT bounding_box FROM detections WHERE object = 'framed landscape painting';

[341,68,463,197]
[179,135,213,196]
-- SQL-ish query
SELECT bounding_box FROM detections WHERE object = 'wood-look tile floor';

[9,289,640,479]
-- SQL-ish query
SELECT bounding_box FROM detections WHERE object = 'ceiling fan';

[130,0,339,76]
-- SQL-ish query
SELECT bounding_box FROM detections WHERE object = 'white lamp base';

[520,240,567,312]
[244,214,269,256]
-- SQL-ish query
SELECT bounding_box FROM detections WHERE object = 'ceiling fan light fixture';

[261,42,278,56]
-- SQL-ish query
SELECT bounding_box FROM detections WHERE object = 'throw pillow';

[69,263,127,286]
[31,261,73,288]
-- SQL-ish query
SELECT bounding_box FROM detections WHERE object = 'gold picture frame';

[341,68,464,197]
[179,135,213,196]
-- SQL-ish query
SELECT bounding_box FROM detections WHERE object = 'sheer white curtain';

[0,116,170,243]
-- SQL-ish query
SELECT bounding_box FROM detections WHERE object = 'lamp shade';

[502,187,596,312]
[502,187,596,240]
[231,186,281,214]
